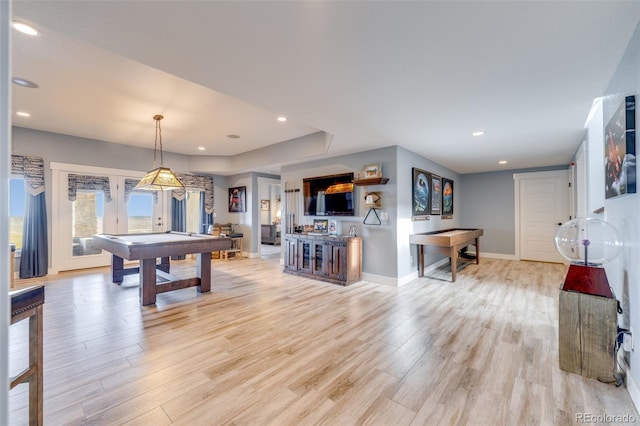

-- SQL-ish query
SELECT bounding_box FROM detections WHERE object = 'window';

[128,192,154,233]
[9,178,25,249]
[71,190,105,256]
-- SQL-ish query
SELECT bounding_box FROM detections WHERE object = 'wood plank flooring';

[8,257,638,425]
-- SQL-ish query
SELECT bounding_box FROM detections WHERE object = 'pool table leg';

[158,256,170,273]
[197,252,211,293]
[112,255,124,284]
[139,258,157,306]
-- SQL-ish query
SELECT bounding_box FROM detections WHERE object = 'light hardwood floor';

[8,256,638,425]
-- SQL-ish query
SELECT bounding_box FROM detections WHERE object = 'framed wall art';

[605,95,636,199]
[260,199,270,211]
[228,186,246,212]
[412,167,431,219]
[430,174,441,215]
[442,178,454,216]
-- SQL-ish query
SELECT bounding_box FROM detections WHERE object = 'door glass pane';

[301,241,310,269]
[186,191,201,233]
[72,190,104,257]
[314,244,323,271]
[128,192,154,233]
[9,178,25,249]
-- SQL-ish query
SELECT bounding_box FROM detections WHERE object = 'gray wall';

[396,146,461,280]
[282,146,398,280]
[459,165,567,255]
[282,145,462,283]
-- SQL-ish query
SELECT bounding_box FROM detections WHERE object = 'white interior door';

[516,170,570,263]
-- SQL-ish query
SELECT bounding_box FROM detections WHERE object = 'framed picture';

[328,220,337,235]
[605,95,636,199]
[442,177,454,216]
[260,199,270,211]
[412,167,431,219]
[228,186,246,212]
[313,219,329,233]
[363,163,381,178]
[430,175,441,215]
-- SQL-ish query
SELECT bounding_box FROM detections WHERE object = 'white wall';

[585,98,606,217]
[1,1,11,421]
[595,20,640,410]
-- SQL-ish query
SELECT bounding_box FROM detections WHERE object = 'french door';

[51,163,166,273]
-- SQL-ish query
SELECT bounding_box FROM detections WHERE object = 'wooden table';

[409,228,483,282]
[10,285,45,426]
[92,231,232,306]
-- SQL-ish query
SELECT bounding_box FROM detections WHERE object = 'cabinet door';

[311,241,331,277]
[327,241,348,281]
[284,237,298,271]
[298,239,314,274]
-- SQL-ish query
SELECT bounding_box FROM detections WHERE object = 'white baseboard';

[620,357,640,414]
[363,258,450,287]
[480,252,517,260]
[361,272,401,286]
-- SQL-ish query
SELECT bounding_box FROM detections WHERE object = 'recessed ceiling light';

[12,22,38,36]
[227,134,240,139]
[277,116,287,122]
[472,131,485,137]
[498,160,508,165]
[12,77,39,88]
[197,146,205,151]
[16,111,31,117]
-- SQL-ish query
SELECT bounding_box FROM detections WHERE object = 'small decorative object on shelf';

[363,163,381,178]
[354,163,388,185]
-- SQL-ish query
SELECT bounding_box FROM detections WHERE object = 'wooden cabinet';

[559,289,618,381]
[283,234,362,285]
[261,224,281,245]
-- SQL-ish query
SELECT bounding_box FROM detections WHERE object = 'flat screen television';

[303,172,355,216]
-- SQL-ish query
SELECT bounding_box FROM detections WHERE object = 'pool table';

[92,231,232,306]
[409,228,483,282]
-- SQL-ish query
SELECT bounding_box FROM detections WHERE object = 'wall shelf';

[353,177,389,186]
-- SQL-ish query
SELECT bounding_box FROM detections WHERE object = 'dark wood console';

[283,234,362,285]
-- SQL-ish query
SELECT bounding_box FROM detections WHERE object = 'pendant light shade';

[135,114,184,191]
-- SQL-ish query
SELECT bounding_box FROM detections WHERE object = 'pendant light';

[134,114,184,191]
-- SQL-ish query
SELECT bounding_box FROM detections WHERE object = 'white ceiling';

[10,1,640,175]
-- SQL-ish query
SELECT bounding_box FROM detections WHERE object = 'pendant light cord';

[153,114,164,167]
